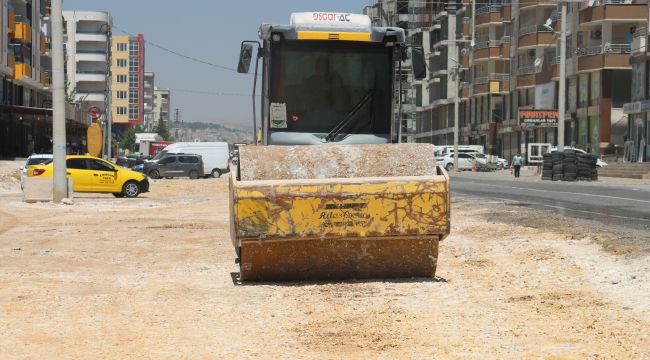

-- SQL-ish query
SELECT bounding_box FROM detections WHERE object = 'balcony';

[474,40,501,60]
[475,4,511,26]
[500,36,511,57]
[8,10,15,33]
[429,68,448,79]
[76,31,108,43]
[517,64,552,88]
[40,71,51,86]
[631,27,647,55]
[579,1,648,25]
[577,44,632,71]
[520,0,557,10]
[461,82,470,99]
[11,21,32,43]
[518,25,555,48]
[551,55,561,78]
[461,54,470,69]
[76,49,108,62]
[40,34,51,56]
[13,63,32,81]
[462,18,470,37]
[75,91,105,102]
[5,56,15,79]
[473,74,510,94]
[43,0,51,18]
[76,70,106,82]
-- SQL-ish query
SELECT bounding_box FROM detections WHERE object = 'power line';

[111,24,240,73]
[171,88,259,97]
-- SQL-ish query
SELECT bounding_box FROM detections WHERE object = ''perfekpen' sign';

[518,109,559,128]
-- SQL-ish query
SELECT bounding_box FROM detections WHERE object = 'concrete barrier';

[22,178,74,203]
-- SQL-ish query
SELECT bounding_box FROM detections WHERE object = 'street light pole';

[453,65,460,171]
[558,2,567,152]
[51,0,67,202]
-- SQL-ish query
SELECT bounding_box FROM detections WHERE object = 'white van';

[434,145,485,157]
[153,142,230,177]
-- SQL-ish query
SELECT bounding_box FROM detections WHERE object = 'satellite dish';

[545,18,552,27]
[534,57,543,67]
[470,39,475,47]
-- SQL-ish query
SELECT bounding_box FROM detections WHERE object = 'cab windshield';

[269,40,393,138]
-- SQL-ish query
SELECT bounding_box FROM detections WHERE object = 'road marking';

[533,203,650,223]
[453,178,650,204]
[507,186,650,204]
[454,190,650,223]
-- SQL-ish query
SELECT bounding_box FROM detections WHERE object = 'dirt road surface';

[1,166,649,359]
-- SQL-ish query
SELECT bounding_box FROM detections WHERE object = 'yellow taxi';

[28,155,150,198]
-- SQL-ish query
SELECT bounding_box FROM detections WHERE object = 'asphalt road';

[451,174,650,232]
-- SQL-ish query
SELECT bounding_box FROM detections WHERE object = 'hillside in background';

[175,122,253,144]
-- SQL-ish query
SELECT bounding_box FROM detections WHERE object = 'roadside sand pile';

[0,161,21,193]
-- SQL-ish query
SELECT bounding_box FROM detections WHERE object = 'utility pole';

[51,0,67,202]
[174,108,181,141]
[453,65,460,171]
[101,23,112,160]
[558,2,567,152]
[449,5,459,171]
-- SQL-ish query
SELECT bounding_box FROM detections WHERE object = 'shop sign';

[623,100,650,114]
[518,109,559,128]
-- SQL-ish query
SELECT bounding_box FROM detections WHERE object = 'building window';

[116,106,127,115]
[116,59,127,67]
[117,75,127,83]
[117,43,127,52]
[116,90,127,99]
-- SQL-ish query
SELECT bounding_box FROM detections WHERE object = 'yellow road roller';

[231,12,450,281]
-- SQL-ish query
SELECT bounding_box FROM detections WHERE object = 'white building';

[62,10,112,122]
[152,87,170,127]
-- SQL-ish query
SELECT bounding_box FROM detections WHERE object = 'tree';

[119,125,144,152]
[153,112,171,141]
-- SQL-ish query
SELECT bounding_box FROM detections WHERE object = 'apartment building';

[143,71,154,130]
[111,34,144,133]
[624,6,650,162]
[152,87,170,127]
[469,0,511,157]
[513,0,641,157]
[364,0,473,147]
[363,0,420,143]
[0,0,55,157]
[414,1,471,147]
[63,10,112,123]
[366,0,648,161]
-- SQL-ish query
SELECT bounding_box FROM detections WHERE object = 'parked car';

[470,152,508,169]
[27,155,149,198]
[548,147,607,167]
[143,154,204,179]
[115,156,145,170]
[437,153,487,171]
[434,145,485,158]
[151,142,229,178]
[20,154,53,189]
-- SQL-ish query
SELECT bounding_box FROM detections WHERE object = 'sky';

[63,0,372,129]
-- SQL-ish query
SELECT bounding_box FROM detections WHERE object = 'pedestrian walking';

[512,152,524,178]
